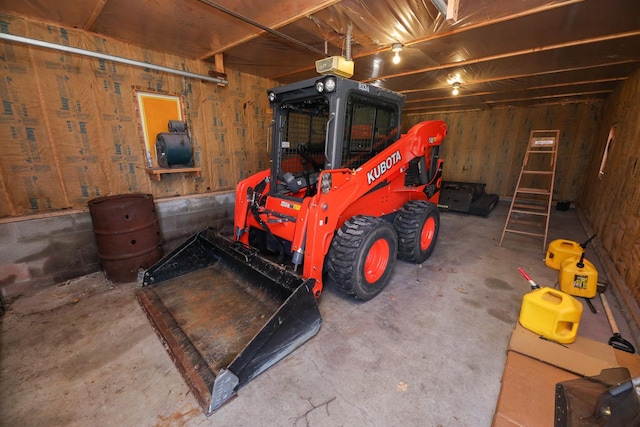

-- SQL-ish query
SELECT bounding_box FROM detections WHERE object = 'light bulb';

[452,87,459,95]
[391,43,403,65]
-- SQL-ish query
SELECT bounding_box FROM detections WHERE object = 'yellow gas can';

[519,287,582,344]
[545,239,583,270]
[559,254,598,298]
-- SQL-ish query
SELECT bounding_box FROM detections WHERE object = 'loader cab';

[267,76,405,199]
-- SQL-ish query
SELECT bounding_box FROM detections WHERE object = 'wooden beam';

[84,0,109,30]
[196,0,340,61]
[403,81,622,104]
[214,53,224,74]
[363,30,640,84]
[211,53,226,87]
[483,89,614,104]
[399,62,637,95]
[525,77,627,91]
[446,0,460,22]
[404,97,607,115]
[403,95,608,114]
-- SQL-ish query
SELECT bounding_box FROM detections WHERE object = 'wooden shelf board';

[145,167,201,181]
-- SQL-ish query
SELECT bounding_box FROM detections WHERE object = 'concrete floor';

[1,201,636,426]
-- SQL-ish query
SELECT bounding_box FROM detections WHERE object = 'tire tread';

[325,216,390,297]
[394,200,439,263]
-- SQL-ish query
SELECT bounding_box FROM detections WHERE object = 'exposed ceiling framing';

[1,0,639,114]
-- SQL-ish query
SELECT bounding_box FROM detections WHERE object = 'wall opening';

[136,92,184,168]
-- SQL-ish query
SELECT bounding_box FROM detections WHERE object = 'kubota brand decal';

[367,150,402,185]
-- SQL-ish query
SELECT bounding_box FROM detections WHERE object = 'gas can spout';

[518,268,540,289]
[577,253,585,268]
[580,234,596,249]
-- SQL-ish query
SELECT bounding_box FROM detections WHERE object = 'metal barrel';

[136,229,321,415]
[88,193,163,282]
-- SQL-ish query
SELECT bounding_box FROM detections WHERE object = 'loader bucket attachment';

[136,229,321,415]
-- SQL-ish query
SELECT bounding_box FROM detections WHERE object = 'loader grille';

[276,91,401,176]
[341,93,399,170]
[279,98,329,176]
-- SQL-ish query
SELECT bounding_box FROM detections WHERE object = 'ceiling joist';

[0,0,638,113]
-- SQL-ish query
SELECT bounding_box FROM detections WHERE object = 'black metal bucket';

[88,193,163,282]
[555,367,640,426]
[136,229,322,415]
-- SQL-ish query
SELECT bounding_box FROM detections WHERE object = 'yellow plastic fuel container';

[559,254,598,298]
[519,287,583,344]
[545,239,584,270]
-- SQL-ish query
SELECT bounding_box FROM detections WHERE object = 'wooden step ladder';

[500,129,559,253]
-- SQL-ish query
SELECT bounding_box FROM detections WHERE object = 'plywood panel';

[404,102,601,201]
[0,13,272,218]
[81,35,151,197]
[580,68,640,303]
[0,15,69,215]
[26,24,113,205]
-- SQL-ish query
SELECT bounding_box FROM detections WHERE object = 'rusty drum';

[88,193,163,282]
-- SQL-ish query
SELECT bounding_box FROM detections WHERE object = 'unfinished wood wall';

[580,68,640,304]
[0,13,273,219]
[404,102,601,201]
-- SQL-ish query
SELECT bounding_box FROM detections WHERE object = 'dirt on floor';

[0,272,201,427]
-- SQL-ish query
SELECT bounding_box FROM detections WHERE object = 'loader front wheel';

[325,216,398,300]
[394,200,440,263]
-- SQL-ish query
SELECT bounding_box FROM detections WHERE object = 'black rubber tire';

[393,200,440,263]
[325,216,398,301]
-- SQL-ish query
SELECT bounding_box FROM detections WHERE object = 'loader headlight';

[315,77,337,94]
[324,77,336,92]
[320,173,332,194]
[268,91,276,102]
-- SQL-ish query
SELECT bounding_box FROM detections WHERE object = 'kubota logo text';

[367,151,402,185]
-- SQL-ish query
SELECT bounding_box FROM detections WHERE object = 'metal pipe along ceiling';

[0,33,228,85]
[197,0,329,58]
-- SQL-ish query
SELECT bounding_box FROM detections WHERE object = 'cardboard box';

[492,323,640,426]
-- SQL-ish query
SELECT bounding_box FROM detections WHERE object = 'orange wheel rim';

[364,239,389,283]
[420,217,435,251]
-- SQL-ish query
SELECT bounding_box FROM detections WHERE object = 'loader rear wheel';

[394,200,440,263]
[325,216,398,301]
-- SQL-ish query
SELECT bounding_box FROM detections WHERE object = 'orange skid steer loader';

[137,75,447,415]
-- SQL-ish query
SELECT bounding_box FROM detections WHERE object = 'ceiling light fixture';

[452,82,460,96]
[391,43,403,64]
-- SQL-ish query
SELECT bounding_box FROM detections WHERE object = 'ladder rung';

[503,229,546,238]
[513,202,547,211]
[526,149,556,154]
[516,187,551,195]
[522,170,553,175]
[508,218,544,227]
[511,209,549,216]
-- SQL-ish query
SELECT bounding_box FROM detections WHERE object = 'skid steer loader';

[137,75,447,415]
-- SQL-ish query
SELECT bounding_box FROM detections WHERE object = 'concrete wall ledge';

[0,192,235,300]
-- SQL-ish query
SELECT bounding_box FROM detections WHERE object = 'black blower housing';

[156,120,194,168]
